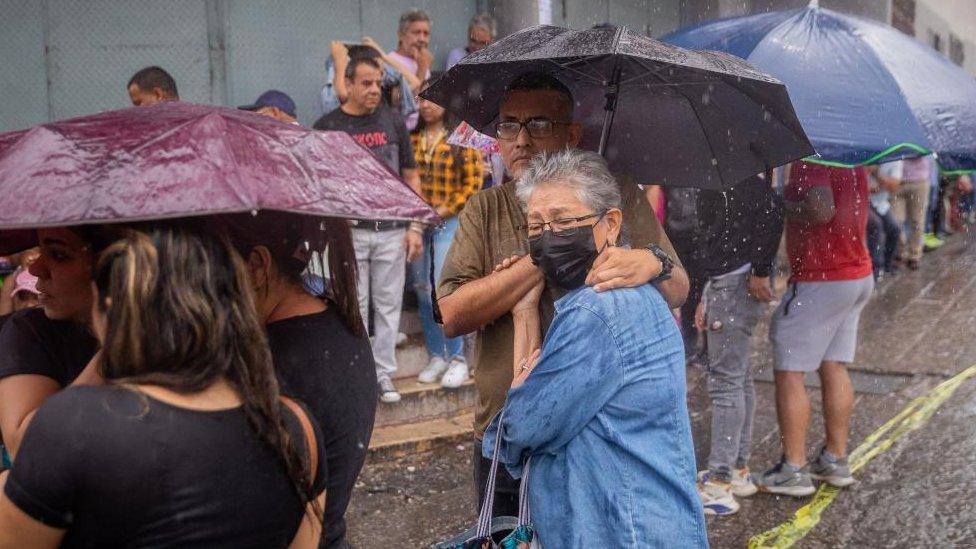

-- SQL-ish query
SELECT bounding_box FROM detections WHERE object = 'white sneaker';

[417,356,449,384]
[440,358,469,389]
[731,466,759,497]
[696,471,740,516]
[377,376,401,403]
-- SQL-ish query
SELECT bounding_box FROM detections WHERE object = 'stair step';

[368,410,474,460]
[375,376,476,427]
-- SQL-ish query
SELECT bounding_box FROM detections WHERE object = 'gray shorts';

[770,276,874,372]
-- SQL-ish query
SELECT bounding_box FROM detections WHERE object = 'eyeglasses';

[495,117,572,140]
[522,210,607,240]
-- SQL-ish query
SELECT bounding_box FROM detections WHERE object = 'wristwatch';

[645,244,674,284]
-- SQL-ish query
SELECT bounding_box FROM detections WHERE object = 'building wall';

[488,0,681,38]
[914,0,976,74]
[0,0,477,131]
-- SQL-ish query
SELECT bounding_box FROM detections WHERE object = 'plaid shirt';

[411,131,484,216]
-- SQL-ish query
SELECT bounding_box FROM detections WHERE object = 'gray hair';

[398,9,431,35]
[469,13,496,36]
[516,149,621,214]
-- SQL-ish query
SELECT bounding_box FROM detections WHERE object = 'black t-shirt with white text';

[313,105,416,174]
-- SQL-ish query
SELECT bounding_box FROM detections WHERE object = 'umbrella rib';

[546,58,605,85]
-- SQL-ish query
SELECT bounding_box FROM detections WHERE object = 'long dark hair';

[415,72,454,134]
[414,72,471,185]
[219,212,365,337]
[93,226,319,518]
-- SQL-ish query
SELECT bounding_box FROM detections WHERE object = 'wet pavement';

[345,231,976,548]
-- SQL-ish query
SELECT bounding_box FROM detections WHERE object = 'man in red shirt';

[759,162,874,496]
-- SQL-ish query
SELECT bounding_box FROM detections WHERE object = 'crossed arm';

[440,249,687,338]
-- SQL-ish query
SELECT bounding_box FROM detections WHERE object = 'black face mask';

[529,227,602,291]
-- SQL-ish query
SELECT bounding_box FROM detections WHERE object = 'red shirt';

[784,162,873,282]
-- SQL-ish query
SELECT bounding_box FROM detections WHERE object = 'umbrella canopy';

[422,24,814,190]
[0,102,436,241]
[663,3,976,172]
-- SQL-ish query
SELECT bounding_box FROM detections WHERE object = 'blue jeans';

[410,217,464,360]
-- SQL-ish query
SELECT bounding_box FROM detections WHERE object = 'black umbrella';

[422,25,814,190]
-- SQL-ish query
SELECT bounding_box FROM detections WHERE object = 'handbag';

[431,413,538,549]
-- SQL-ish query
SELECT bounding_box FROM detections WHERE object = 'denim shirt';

[483,285,708,548]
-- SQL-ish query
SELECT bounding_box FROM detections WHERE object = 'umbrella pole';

[598,64,622,156]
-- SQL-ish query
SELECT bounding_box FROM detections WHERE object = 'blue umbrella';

[663,0,976,173]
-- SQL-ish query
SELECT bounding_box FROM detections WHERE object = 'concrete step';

[376,375,476,428]
[369,410,474,460]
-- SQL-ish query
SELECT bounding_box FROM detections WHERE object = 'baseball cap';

[238,90,297,118]
[10,269,39,298]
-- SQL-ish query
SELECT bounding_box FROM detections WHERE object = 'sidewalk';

[345,230,976,548]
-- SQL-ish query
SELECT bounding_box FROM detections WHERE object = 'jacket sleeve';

[742,180,784,278]
[482,304,625,474]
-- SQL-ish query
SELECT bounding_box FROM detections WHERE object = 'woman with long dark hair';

[410,74,485,389]
[221,212,376,549]
[0,227,326,547]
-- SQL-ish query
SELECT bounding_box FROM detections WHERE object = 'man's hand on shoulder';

[586,247,662,292]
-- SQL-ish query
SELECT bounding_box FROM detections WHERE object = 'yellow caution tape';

[748,364,976,549]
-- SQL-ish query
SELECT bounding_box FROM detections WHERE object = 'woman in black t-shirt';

[0,227,117,458]
[0,227,326,548]
[222,212,377,549]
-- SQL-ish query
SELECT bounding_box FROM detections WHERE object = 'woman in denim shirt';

[483,150,707,548]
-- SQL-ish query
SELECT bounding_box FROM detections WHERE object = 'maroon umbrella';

[0,102,436,251]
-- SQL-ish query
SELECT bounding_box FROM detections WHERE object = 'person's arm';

[0,485,65,549]
[0,270,16,316]
[743,180,784,302]
[0,396,75,548]
[507,258,543,387]
[363,37,422,93]
[401,168,422,196]
[330,41,350,105]
[440,254,543,338]
[785,186,835,225]
[288,494,325,549]
[396,112,421,196]
[586,179,689,308]
[0,375,59,458]
[415,45,434,84]
[487,306,625,465]
[784,162,837,225]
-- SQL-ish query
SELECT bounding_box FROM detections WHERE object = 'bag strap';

[280,396,319,483]
[517,459,531,527]
[475,410,505,539]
